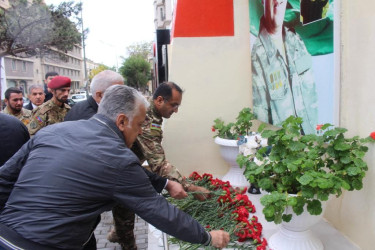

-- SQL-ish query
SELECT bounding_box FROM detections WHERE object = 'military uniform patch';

[29,121,37,129]
[150,123,161,131]
[22,119,30,126]
[36,116,44,124]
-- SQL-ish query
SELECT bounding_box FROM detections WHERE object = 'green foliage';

[119,55,151,90]
[0,0,82,58]
[238,115,375,224]
[125,41,152,60]
[88,64,111,81]
[212,108,256,139]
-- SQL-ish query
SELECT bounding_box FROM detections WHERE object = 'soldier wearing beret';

[27,76,71,136]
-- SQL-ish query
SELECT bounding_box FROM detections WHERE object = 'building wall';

[163,0,252,177]
[160,0,375,249]
[4,56,34,95]
[153,0,173,29]
[323,1,375,249]
[39,46,83,92]
[3,45,84,96]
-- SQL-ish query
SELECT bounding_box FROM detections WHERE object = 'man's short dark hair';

[45,72,58,80]
[153,82,183,101]
[5,87,22,100]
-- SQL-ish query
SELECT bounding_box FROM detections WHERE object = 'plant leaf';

[307,200,322,215]
[282,214,292,222]
[298,174,314,185]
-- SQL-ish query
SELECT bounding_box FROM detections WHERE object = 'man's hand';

[165,180,187,199]
[187,185,210,201]
[209,230,230,248]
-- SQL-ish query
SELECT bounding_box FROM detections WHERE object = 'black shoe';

[248,184,261,194]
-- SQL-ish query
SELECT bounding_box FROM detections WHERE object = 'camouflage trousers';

[112,204,137,250]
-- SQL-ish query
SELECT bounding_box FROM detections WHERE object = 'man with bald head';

[64,70,124,121]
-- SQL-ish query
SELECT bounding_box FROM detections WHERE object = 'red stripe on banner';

[172,0,234,38]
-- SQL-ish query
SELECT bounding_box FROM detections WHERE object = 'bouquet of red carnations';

[164,172,267,250]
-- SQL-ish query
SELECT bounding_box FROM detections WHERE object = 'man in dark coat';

[0,113,30,166]
[64,70,124,121]
[43,72,58,102]
[0,85,229,249]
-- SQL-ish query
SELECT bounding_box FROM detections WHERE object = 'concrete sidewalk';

[95,211,148,250]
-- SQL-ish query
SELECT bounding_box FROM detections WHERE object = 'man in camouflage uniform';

[27,76,71,136]
[2,87,31,126]
[251,0,318,135]
[108,82,209,249]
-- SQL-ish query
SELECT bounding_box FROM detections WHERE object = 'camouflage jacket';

[131,101,190,189]
[27,99,70,136]
[2,107,32,126]
[251,24,318,135]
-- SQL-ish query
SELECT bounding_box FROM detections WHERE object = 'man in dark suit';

[64,70,124,121]
[25,84,45,110]
[43,72,58,102]
[0,113,30,166]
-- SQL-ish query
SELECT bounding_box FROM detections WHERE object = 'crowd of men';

[0,70,230,249]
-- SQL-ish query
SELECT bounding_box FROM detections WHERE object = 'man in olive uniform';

[109,82,209,249]
[2,87,31,126]
[251,0,318,135]
[27,76,71,136]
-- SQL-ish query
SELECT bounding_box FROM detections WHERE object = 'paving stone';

[95,211,149,249]
[137,243,148,249]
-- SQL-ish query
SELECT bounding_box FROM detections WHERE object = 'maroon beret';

[47,76,71,89]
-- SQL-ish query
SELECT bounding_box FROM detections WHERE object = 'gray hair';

[28,84,44,94]
[90,70,124,96]
[98,85,149,123]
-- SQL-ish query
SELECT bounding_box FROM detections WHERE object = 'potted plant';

[237,115,375,249]
[212,108,260,188]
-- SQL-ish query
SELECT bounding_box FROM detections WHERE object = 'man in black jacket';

[0,85,229,249]
[64,70,124,121]
[0,113,30,166]
[43,72,58,102]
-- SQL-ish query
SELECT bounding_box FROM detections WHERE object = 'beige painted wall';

[324,1,375,249]
[163,0,375,249]
[163,0,252,177]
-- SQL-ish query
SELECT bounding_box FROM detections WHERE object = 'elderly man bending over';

[0,85,229,249]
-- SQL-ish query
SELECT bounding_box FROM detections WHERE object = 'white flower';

[238,134,266,157]
[254,157,264,166]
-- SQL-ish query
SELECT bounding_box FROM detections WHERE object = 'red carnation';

[370,132,375,140]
